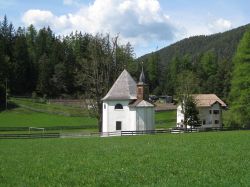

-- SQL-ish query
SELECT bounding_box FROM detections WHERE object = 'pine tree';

[147,52,159,93]
[36,54,53,97]
[183,95,200,128]
[228,29,250,128]
[12,27,32,94]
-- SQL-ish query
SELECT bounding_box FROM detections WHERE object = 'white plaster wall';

[136,107,155,130]
[102,100,155,132]
[128,108,137,131]
[102,101,108,132]
[103,100,137,132]
[199,103,222,128]
[177,105,184,127]
[147,108,155,130]
[136,108,145,130]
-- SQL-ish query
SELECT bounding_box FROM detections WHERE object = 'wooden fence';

[0,127,249,139]
[121,129,170,136]
[0,133,60,139]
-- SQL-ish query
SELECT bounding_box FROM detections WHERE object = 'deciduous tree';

[228,29,250,128]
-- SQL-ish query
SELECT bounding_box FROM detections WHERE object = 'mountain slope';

[140,24,250,65]
[138,24,250,99]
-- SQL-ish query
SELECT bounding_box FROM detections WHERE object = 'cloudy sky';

[1,0,250,57]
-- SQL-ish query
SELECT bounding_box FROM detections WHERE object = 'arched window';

[115,103,123,109]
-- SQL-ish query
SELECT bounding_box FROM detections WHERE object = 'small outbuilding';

[102,68,155,134]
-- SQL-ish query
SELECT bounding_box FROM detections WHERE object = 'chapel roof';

[102,69,137,100]
[129,99,154,107]
[193,94,227,107]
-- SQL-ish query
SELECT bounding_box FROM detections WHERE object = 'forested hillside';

[140,24,250,100]
[0,16,137,109]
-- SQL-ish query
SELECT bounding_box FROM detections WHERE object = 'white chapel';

[102,68,155,133]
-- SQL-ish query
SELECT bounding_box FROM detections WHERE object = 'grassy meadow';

[0,98,176,130]
[0,107,97,128]
[155,110,176,129]
[0,131,249,186]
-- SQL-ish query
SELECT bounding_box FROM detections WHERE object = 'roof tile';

[193,94,227,107]
[102,69,137,100]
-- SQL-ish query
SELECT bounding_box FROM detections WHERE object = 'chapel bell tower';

[137,63,149,101]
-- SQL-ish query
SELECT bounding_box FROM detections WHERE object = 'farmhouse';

[102,69,155,133]
[177,94,227,128]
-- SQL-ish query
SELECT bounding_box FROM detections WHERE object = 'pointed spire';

[139,62,145,84]
[137,62,149,100]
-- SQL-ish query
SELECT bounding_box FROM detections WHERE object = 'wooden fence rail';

[0,127,249,139]
[0,133,60,139]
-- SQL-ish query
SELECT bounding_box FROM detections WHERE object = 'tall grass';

[0,131,249,186]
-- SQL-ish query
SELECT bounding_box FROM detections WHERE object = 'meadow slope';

[0,98,176,129]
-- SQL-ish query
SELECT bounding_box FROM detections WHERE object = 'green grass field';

[0,131,249,186]
[11,98,88,117]
[0,98,176,130]
[155,110,176,129]
[0,107,97,128]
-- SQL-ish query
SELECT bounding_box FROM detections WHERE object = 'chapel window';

[115,103,123,109]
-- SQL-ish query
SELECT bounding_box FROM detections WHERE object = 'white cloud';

[22,9,73,31]
[22,0,177,56]
[208,18,232,33]
[173,16,234,42]
[22,10,54,27]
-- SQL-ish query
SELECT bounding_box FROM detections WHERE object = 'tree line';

[0,16,137,108]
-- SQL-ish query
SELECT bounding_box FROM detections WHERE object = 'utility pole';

[5,78,7,110]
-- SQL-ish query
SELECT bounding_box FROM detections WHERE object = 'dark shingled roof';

[102,69,137,100]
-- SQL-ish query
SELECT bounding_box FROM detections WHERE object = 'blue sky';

[1,0,250,57]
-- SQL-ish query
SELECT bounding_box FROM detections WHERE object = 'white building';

[177,94,227,128]
[102,69,155,133]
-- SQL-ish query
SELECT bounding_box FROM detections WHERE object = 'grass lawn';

[155,110,176,129]
[0,131,249,186]
[0,98,97,129]
[0,98,176,130]
[0,107,97,128]
[10,98,88,117]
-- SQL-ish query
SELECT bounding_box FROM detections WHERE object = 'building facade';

[102,69,155,133]
[177,94,227,128]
